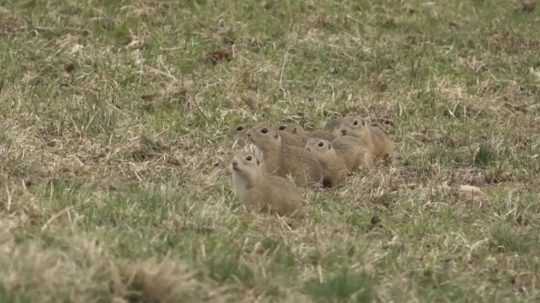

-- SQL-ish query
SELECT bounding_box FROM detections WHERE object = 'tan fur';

[231,124,250,148]
[333,115,394,161]
[306,129,336,141]
[279,123,336,141]
[277,126,307,147]
[324,117,341,131]
[332,135,374,170]
[233,122,306,147]
[277,123,308,147]
[305,138,349,187]
[247,125,324,187]
[229,151,304,217]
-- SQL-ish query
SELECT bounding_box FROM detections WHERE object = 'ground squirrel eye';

[261,128,268,134]
[318,142,324,147]
[236,126,244,131]
[246,156,252,161]
[353,120,358,126]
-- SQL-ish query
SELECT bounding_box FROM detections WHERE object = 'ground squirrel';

[305,138,350,187]
[232,122,305,147]
[247,125,324,187]
[229,150,304,217]
[332,135,374,170]
[324,117,341,131]
[278,123,336,141]
[334,115,394,162]
[231,124,250,147]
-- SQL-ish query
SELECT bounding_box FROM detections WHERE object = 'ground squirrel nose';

[341,129,347,136]
[232,160,239,169]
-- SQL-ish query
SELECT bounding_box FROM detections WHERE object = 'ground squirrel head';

[278,123,305,136]
[304,138,336,159]
[247,124,282,149]
[231,124,250,147]
[305,138,342,188]
[334,115,368,137]
[230,150,263,180]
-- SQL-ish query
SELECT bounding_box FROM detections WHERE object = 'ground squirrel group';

[229,115,395,218]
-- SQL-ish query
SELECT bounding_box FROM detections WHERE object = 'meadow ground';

[1,0,540,302]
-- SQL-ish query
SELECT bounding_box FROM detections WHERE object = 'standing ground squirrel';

[247,125,324,187]
[334,115,394,162]
[229,150,304,217]
[305,138,350,187]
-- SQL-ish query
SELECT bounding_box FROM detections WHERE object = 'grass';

[1,0,540,301]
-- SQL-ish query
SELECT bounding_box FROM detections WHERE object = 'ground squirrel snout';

[230,150,304,217]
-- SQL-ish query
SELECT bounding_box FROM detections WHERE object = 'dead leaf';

[207,49,232,65]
